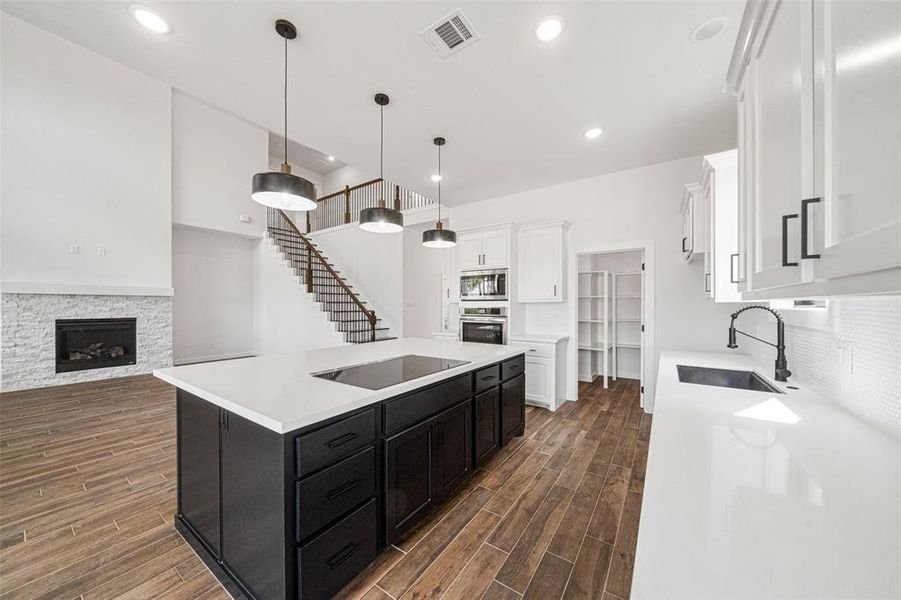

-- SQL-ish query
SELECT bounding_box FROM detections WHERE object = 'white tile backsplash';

[745,296,901,439]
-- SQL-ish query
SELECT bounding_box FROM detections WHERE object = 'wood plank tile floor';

[0,374,650,600]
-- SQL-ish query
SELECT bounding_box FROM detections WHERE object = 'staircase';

[266,207,395,344]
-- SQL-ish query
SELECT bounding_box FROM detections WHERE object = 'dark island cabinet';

[174,354,525,599]
[474,387,500,464]
[501,373,526,446]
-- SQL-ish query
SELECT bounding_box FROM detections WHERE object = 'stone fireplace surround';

[1,293,172,392]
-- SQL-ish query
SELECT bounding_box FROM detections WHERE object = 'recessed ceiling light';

[129,5,172,34]
[535,15,565,42]
[327,155,335,162]
[430,174,443,182]
[690,17,727,43]
[584,127,603,139]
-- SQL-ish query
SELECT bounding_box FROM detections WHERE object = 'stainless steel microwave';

[460,269,508,302]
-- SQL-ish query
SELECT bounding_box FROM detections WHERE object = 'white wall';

[745,297,901,439]
[1,14,172,294]
[403,223,446,337]
[449,156,747,406]
[253,239,345,353]
[172,91,269,237]
[172,228,254,364]
[310,224,403,336]
[321,165,377,197]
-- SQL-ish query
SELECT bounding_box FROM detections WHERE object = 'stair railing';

[267,207,377,343]
[306,178,432,233]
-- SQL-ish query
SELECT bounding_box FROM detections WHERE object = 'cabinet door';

[500,374,525,446]
[177,391,221,557]
[702,171,715,297]
[749,0,815,290]
[474,388,499,466]
[433,401,472,500]
[736,79,754,292]
[813,0,901,281]
[384,418,436,545]
[220,412,287,600]
[481,230,509,269]
[524,356,552,406]
[518,227,563,302]
[458,233,483,270]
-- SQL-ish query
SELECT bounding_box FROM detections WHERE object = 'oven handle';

[460,318,508,324]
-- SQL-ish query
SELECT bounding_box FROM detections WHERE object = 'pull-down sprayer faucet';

[727,305,792,382]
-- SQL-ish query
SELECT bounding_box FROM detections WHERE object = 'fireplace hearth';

[56,318,137,373]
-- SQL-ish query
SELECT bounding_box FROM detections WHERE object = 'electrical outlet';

[836,340,853,375]
[70,245,79,254]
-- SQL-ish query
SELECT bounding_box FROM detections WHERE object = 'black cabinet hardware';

[782,213,799,267]
[326,432,358,449]
[800,197,821,259]
[553,284,557,296]
[682,236,688,253]
[326,480,360,500]
[730,253,739,283]
[705,273,711,292]
[326,542,359,570]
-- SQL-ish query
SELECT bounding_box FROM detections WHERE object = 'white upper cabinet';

[458,229,509,271]
[680,183,704,263]
[812,0,901,281]
[726,0,900,297]
[517,222,567,303]
[703,150,742,302]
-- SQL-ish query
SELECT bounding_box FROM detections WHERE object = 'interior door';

[813,0,901,280]
[458,233,483,270]
[481,230,508,269]
[177,391,221,557]
[749,0,816,290]
[433,401,472,499]
[383,418,435,544]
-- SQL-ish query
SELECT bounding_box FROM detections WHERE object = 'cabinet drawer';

[501,355,525,381]
[298,498,377,600]
[510,342,553,359]
[296,409,376,477]
[296,447,375,542]
[384,375,471,436]
[474,365,500,394]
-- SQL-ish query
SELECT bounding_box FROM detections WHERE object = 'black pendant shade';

[251,19,317,212]
[359,93,404,233]
[422,136,456,248]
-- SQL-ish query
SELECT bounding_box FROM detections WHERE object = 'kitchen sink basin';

[676,365,783,394]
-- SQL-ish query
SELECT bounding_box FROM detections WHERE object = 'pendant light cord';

[437,143,442,222]
[284,35,288,166]
[379,105,384,180]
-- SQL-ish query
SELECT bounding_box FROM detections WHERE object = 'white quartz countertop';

[507,333,570,344]
[632,351,900,599]
[154,338,524,434]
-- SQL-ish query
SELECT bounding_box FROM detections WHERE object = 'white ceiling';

[269,133,346,175]
[1,1,743,206]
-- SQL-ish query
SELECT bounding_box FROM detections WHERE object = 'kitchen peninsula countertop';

[154,338,523,433]
[632,351,900,599]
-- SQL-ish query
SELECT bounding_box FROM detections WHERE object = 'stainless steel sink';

[676,365,783,394]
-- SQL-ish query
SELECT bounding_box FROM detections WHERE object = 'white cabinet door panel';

[518,227,562,302]
[481,230,509,269]
[814,0,901,280]
[458,233,483,271]
[524,356,552,406]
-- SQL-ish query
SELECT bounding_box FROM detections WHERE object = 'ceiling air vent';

[420,10,480,58]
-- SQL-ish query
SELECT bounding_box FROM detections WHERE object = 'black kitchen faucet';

[727,305,792,382]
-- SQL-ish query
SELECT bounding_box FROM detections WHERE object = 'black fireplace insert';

[55,318,137,373]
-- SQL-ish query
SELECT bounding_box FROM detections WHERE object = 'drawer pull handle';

[782,213,799,267]
[325,432,359,449]
[326,542,359,570]
[800,197,821,259]
[326,480,360,500]
[481,375,496,381]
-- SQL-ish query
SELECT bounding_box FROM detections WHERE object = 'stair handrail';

[273,208,377,341]
[316,177,384,203]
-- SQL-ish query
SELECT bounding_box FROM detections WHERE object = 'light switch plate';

[69,245,79,254]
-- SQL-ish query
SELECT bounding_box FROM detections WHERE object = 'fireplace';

[55,318,137,373]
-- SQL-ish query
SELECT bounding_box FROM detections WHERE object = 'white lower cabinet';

[508,336,567,410]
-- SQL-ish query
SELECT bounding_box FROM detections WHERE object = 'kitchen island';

[154,338,526,600]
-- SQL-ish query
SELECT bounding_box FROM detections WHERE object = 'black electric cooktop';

[312,354,470,390]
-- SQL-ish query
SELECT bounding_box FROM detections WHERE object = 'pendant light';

[422,137,457,248]
[251,19,317,212]
[359,93,404,233]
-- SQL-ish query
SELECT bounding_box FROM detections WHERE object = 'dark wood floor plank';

[441,542,508,600]
[486,468,557,552]
[561,536,613,600]
[482,580,522,600]
[546,471,605,562]
[484,450,551,516]
[338,546,405,599]
[520,551,573,600]
[605,491,643,600]
[586,464,631,545]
